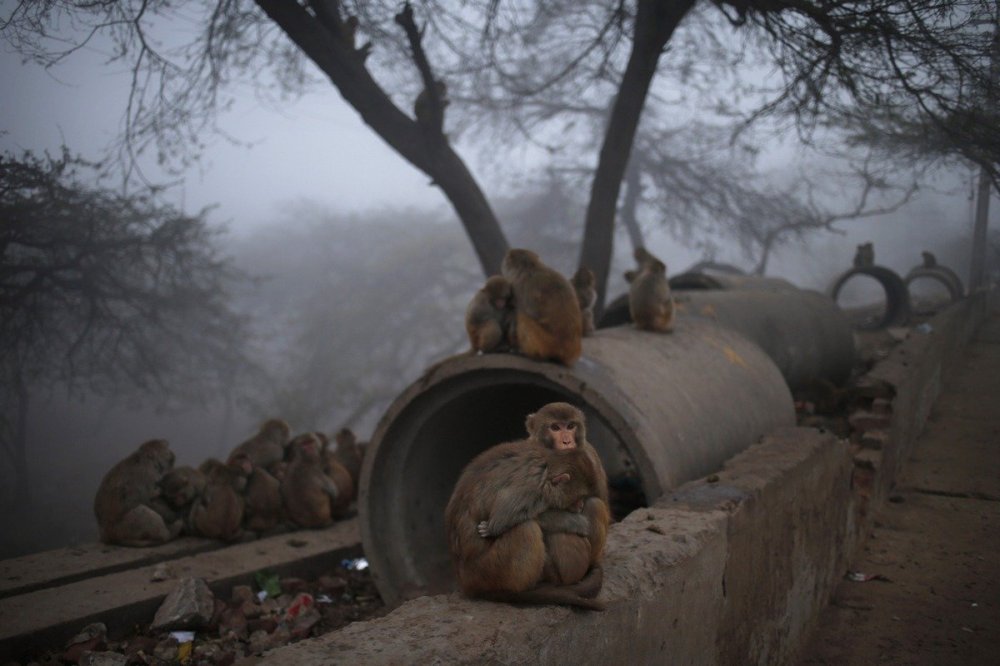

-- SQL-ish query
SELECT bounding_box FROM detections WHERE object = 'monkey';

[501,248,584,366]
[158,465,207,534]
[922,251,937,268]
[242,463,285,533]
[281,433,345,528]
[317,432,355,518]
[445,442,605,610]
[94,439,182,547]
[853,242,875,268]
[464,275,514,354]
[226,418,291,470]
[571,267,597,336]
[189,457,251,541]
[414,80,449,128]
[627,247,674,333]
[330,427,366,488]
[488,402,611,586]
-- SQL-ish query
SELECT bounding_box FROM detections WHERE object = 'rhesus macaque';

[445,442,605,610]
[331,427,366,487]
[189,457,251,541]
[853,242,875,267]
[627,247,674,333]
[159,465,207,533]
[571,267,597,336]
[242,464,284,533]
[465,275,514,354]
[226,418,291,470]
[94,439,182,547]
[317,432,355,517]
[922,251,937,268]
[281,434,344,528]
[414,80,449,126]
[501,248,583,366]
[515,403,610,584]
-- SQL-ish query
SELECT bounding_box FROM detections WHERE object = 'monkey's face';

[546,420,579,451]
[291,435,321,462]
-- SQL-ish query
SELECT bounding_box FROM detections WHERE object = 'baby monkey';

[627,247,674,333]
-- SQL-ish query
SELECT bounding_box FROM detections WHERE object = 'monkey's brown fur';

[854,242,875,267]
[331,428,365,487]
[465,275,514,353]
[281,434,344,528]
[94,439,181,547]
[501,248,583,366]
[445,442,605,610]
[227,418,291,470]
[571,267,597,335]
[922,250,937,268]
[521,403,610,583]
[318,432,355,518]
[243,465,284,533]
[628,247,674,333]
[159,465,206,534]
[189,457,250,541]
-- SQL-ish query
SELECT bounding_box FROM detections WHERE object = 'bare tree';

[3,0,995,310]
[0,150,258,505]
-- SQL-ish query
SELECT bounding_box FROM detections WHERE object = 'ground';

[798,310,1000,665]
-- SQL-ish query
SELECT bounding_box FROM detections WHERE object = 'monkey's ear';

[525,413,538,434]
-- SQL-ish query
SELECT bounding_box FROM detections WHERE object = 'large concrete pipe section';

[359,320,795,606]
[905,263,965,311]
[599,288,855,390]
[829,266,911,329]
[669,271,798,292]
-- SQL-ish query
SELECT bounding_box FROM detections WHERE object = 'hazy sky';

[1,39,451,233]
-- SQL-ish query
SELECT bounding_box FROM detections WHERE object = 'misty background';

[1,1,997,557]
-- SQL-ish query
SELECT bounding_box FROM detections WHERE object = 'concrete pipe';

[904,265,965,312]
[684,260,746,275]
[669,271,798,292]
[360,320,795,606]
[599,289,856,390]
[829,266,911,330]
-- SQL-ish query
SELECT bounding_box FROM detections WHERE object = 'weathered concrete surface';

[0,537,221,600]
[855,295,987,512]
[254,428,850,665]
[0,521,359,661]
[800,305,1000,664]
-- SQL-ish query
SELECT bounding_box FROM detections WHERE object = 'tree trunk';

[255,0,508,276]
[579,0,697,316]
[969,166,992,290]
[620,154,646,255]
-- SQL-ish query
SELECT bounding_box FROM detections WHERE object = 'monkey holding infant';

[445,402,610,610]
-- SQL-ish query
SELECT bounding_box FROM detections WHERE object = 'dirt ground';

[798,310,1000,665]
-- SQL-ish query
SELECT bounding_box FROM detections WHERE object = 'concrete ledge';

[255,428,849,665]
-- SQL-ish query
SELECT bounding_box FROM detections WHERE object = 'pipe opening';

[904,268,963,314]
[830,267,910,330]
[363,370,645,602]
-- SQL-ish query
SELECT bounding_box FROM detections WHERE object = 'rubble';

[151,577,216,632]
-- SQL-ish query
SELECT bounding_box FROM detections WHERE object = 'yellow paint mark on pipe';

[723,345,748,368]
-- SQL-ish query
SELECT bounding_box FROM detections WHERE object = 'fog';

[1,4,997,558]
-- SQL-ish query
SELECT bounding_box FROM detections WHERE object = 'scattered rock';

[153,637,179,662]
[62,622,107,663]
[316,575,347,595]
[230,585,256,606]
[150,562,174,582]
[246,617,279,635]
[151,577,216,632]
[279,577,309,594]
[78,651,128,666]
[216,603,249,640]
[288,607,322,639]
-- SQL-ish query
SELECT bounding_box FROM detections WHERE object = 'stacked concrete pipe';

[829,265,912,329]
[599,277,856,391]
[359,319,795,606]
[905,262,965,312]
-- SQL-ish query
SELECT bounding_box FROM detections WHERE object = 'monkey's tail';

[477,587,605,611]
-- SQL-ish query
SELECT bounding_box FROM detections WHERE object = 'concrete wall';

[254,293,989,666]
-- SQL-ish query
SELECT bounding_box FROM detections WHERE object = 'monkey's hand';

[477,520,493,538]
[535,509,590,536]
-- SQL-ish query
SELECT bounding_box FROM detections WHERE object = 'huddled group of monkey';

[446,402,611,610]
[93,420,365,547]
[461,247,675,368]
